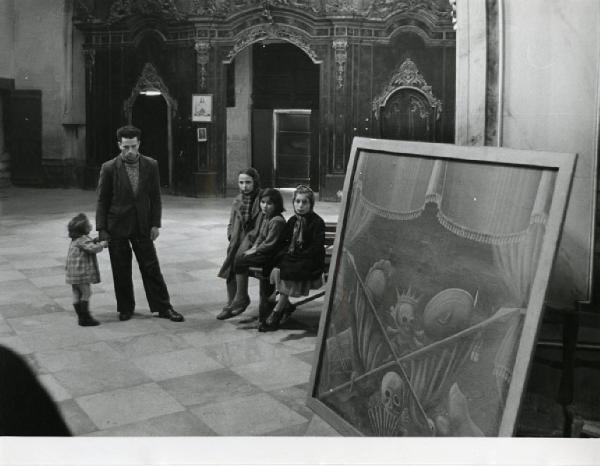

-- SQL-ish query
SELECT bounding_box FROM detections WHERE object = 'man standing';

[96,125,184,322]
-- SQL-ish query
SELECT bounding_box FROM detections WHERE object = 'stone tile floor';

[0,186,341,437]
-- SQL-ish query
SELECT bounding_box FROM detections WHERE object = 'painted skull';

[380,371,404,415]
[390,288,418,327]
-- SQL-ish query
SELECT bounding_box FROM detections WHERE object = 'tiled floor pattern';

[0,187,341,436]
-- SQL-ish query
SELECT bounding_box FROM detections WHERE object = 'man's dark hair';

[260,188,285,216]
[116,125,142,141]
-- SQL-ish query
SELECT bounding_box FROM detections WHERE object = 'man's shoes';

[158,308,184,322]
[119,312,133,321]
[216,308,233,320]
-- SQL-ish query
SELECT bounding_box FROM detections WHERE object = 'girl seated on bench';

[227,188,286,318]
[265,185,326,331]
[217,168,262,320]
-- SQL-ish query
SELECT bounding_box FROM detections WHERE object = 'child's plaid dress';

[65,235,104,284]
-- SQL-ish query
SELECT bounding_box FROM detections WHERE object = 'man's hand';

[150,226,160,241]
[243,247,257,256]
[98,230,110,242]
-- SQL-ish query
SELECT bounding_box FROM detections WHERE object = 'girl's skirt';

[269,267,323,298]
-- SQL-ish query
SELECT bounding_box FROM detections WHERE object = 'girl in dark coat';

[266,185,325,330]
[217,168,261,320]
[228,188,287,317]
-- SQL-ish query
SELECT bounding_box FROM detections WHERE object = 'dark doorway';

[9,90,43,185]
[132,95,169,186]
[251,43,320,190]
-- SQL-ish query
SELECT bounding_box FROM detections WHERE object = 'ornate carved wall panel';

[74,0,455,197]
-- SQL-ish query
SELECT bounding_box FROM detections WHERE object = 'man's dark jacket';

[96,154,161,238]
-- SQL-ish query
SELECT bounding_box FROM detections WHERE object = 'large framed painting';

[308,138,576,436]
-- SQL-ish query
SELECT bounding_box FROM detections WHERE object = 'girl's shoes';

[229,295,251,316]
[74,302,100,327]
[216,302,233,320]
[278,302,296,326]
[265,309,282,329]
[258,321,269,332]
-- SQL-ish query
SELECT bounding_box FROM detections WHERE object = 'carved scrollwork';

[366,0,452,20]
[191,0,231,17]
[224,24,320,63]
[449,0,457,29]
[123,62,178,117]
[194,40,211,91]
[108,0,186,23]
[332,39,348,89]
[372,58,442,120]
[83,49,96,92]
[324,0,356,15]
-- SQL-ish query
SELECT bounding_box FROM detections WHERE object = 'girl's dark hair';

[238,167,261,190]
[293,185,315,209]
[116,125,142,141]
[260,188,285,216]
[68,213,90,239]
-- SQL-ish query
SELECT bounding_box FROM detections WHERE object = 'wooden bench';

[248,221,337,322]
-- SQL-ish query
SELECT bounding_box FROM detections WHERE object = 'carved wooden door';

[380,89,436,142]
[9,90,43,185]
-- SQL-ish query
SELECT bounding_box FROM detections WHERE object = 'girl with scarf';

[217,168,261,320]
[266,185,326,331]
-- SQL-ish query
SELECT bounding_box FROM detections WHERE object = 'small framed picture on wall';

[197,127,207,142]
[192,94,212,122]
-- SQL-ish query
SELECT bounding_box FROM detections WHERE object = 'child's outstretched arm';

[78,237,106,254]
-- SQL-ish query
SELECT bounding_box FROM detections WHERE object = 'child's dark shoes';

[229,296,251,317]
[265,309,282,328]
[75,302,100,326]
[278,303,296,326]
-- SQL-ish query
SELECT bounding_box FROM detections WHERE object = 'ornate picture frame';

[192,94,212,122]
[308,138,576,436]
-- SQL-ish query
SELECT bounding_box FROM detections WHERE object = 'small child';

[266,185,326,331]
[228,188,286,319]
[65,213,107,326]
[217,168,262,320]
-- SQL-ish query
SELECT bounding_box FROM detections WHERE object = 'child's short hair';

[293,185,315,209]
[238,167,261,190]
[260,188,284,215]
[68,213,90,239]
[116,125,142,141]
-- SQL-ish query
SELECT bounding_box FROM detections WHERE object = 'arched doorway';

[251,42,320,190]
[123,62,177,188]
[224,37,320,193]
[132,94,169,186]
